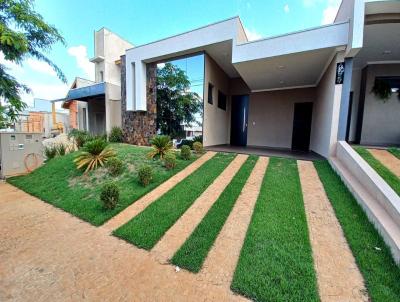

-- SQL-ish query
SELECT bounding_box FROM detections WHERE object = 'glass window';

[208,83,214,105]
[218,90,226,110]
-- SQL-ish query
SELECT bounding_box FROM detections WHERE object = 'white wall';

[247,88,315,149]
[203,54,231,147]
[360,64,400,145]
[310,52,344,157]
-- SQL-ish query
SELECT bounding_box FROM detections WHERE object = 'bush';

[193,135,203,143]
[106,157,124,176]
[74,139,116,173]
[109,126,124,143]
[164,152,176,170]
[56,143,67,156]
[138,165,153,187]
[100,182,119,210]
[180,145,191,160]
[68,129,90,148]
[193,142,204,154]
[44,145,57,160]
[147,135,173,159]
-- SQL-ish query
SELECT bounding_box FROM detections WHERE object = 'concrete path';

[368,149,400,178]
[0,182,248,302]
[103,151,216,231]
[298,161,368,302]
[152,154,248,263]
[200,157,269,287]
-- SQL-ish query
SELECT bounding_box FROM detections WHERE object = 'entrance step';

[330,142,400,264]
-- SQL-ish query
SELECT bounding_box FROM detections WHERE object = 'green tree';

[0,0,66,128]
[156,62,202,138]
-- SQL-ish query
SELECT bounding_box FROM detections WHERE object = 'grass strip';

[314,160,400,301]
[354,147,400,196]
[113,153,235,250]
[388,147,400,160]
[171,155,258,272]
[231,157,319,302]
[7,144,197,226]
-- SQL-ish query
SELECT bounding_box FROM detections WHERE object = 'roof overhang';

[66,82,105,102]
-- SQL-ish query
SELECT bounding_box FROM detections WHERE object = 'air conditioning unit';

[0,132,44,178]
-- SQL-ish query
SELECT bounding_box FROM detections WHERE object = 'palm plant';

[147,135,173,159]
[74,139,116,173]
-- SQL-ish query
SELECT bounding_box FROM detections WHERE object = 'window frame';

[208,83,214,105]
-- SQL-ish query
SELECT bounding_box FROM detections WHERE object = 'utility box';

[0,132,44,178]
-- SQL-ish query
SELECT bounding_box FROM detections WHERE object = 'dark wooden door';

[230,95,249,146]
[291,102,313,151]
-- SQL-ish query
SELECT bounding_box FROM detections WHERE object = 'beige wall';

[360,64,400,145]
[203,54,231,147]
[247,88,315,149]
[310,52,344,157]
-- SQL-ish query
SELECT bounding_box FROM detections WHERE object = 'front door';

[230,95,249,146]
[291,102,313,151]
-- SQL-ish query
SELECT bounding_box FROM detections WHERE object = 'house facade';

[120,0,399,158]
[62,28,133,135]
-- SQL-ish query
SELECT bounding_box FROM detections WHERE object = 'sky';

[1,0,342,108]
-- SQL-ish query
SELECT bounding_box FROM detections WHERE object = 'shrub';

[44,145,57,160]
[138,165,153,187]
[180,145,191,160]
[193,142,204,154]
[68,129,90,148]
[147,135,173,159]
[74,139,116,173]
[106,157,124,176]
[109,126,124,143]
[193,135,203,143]
[164,152,176,170]
[100,182,119,210]
[56,143,67,156]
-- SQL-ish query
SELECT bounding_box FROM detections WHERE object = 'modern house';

[62,28,133,135]
[121,0,399,158]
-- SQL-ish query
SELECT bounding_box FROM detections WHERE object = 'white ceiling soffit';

[234,48,337,91]
[354,23,400,69]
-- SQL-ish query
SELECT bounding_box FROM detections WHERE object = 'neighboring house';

[12,99,69,137]
[61,28,133,135]
[120,0,399,157]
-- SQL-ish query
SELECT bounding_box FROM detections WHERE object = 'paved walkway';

[368,149,400,178]
[298,161,368,302]
[152,154,248,263]
[103,151,216,231]
[200,157,269,286]
[0,182,247,302]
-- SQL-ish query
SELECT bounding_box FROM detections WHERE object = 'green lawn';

[171,155,258,272]
[314,160,400,302]
[388,147,400,160]
[113,153,235,250]
[8,143,198,226]
[354,147,400,196]
[231,157,319,302]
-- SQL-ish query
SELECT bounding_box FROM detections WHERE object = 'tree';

[0,0,66,128]
[156,62,202,138]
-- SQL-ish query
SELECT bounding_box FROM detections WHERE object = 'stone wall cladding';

[121,56,157,146]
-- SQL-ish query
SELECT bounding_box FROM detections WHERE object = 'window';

[100,71,104,82]
[208,83,214,104]
[218,90,227,110]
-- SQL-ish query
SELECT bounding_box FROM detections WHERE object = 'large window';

[208,83,214,105]
[156,54,204,140]
[218,90,227,110]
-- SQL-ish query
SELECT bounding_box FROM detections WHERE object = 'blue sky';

[1,0,341,107]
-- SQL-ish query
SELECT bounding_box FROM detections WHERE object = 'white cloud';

[284,4,290,13]
[26,58,56,77]
[68,45,94,80]
[244,27,262,41]
[321,0,341,25]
